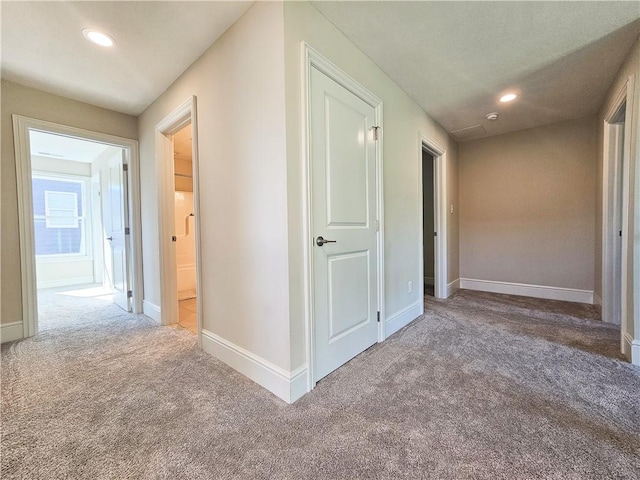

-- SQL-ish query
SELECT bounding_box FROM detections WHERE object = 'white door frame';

[12,115,143,338]
[155,96,203,346]
[301,43,385,388]
[601,74,635,357]
[419,135,448,301]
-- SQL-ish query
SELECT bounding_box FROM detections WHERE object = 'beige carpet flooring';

[2,290,639,479]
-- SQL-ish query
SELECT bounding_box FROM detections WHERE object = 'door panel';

[311,67,378,381]
[328,251,371,342]
[326,94,369,226]
[102,152,131,312]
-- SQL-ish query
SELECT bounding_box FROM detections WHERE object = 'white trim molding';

[631,339,640,367]
[201,329,309,403]
[460,278,594,304]
[622,332,633,359]
[12,115,142,340]
[142,301,161,324]
[1,322,24,344]
[155,96,203,348]
[384,300,422,338]
[447,279,460,297]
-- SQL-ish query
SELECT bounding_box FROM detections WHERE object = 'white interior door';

[311,67,379,382]
[102,151,131,312]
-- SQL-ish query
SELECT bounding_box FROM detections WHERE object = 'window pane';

[32,176,86,256]
[34,219,85,255]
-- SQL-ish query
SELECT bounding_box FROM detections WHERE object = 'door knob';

[106,236,113,241]
[316,236,337,247]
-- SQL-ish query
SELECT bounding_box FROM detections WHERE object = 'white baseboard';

[201,329,309,404]
[622,332,633,359]
[385,300,422,338]
[424,276,434,286]
[142,300,161,324]
[631,339,640,367]
[593,293,602,306]
[37,276,95,290]
[459,278,594,304]
[1,321,24,344]
[447,278,460,298]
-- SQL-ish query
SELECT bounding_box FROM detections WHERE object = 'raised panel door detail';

[327,251,370,342]
[325,94,369,228]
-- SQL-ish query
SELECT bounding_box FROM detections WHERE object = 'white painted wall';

[1,79,137,326]
[137,2,291,371]
[283,2,460,369]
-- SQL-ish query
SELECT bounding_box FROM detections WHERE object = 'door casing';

[12,115,142,338]
[601,74,635,358]
[155,96,203,347]
[301,43,385,389]
[419,135,448,302]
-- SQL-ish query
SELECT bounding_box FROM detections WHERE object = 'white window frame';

[32,172,92,260]
[44,190,79,229]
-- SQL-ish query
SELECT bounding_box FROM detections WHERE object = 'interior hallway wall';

[459,116,597,292]
[0,79,138,327]
[283,1,460,370]
[137,2,291,371]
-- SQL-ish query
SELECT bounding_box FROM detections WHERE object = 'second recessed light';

[500,93,518,103]
[82,29,116,47]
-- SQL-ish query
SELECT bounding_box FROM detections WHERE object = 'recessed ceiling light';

[82,29,116,47]
[500,93,518,103]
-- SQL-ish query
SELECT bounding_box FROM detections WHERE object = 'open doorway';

[12,115,142,338]
[173,124,197,334]
[155,97,202,344]
[422,150,435,297]
[602,81,633,359]
[419,135,448,300]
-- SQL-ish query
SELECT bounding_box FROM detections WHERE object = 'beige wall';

[137,2,291,370]
[596,36,640,344]
[284,1,459,369]
[0,79,137,325]
[459,116,597,291]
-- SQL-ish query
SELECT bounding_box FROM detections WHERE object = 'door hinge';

[122,163,129,172]
[434,232,437,237]
[372,126,380,141]
[619,230,622,237]
[125,227,130,235]
[127,290,133,298]
[377,311,380,322]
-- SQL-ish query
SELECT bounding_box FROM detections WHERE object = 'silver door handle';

[106,236,113,241]
[316,236,337,247]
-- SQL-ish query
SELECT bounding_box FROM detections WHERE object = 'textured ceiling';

[3,1,638,139]
[1,1,253,115]
[311,1,640,139]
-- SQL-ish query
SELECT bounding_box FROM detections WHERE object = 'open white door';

[102,151,131,312]
[311,66,380,381]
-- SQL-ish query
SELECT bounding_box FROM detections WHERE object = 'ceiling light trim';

[82,29,116,47]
